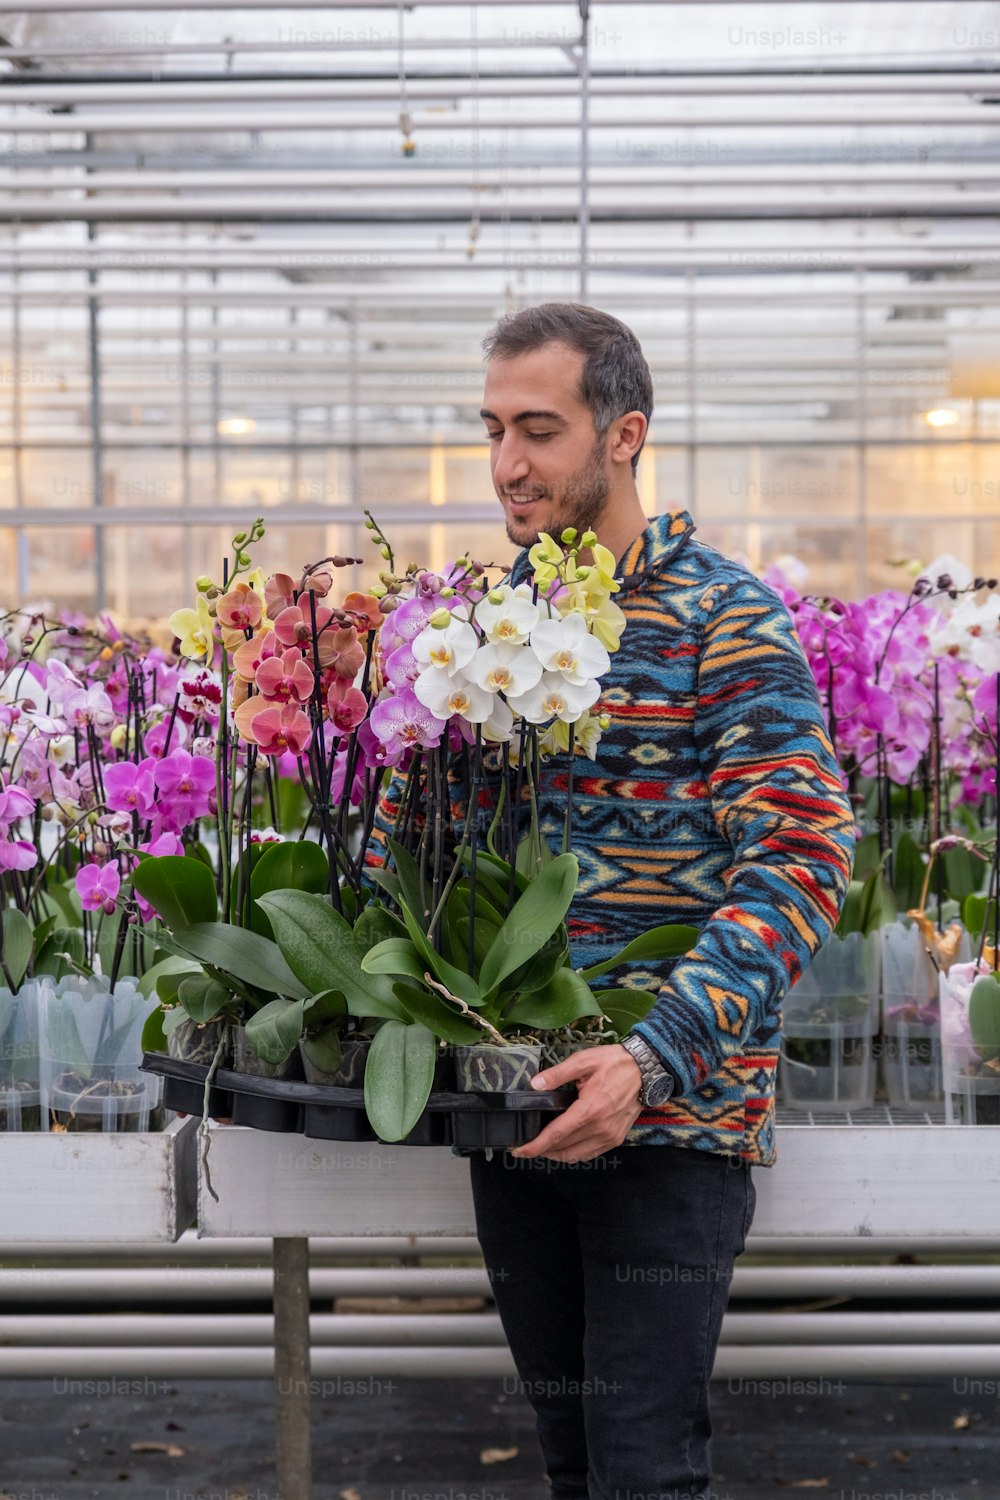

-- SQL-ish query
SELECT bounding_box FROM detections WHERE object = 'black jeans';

[468,1143,756,1500]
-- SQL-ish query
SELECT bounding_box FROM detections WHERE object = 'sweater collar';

[615,510,697,591]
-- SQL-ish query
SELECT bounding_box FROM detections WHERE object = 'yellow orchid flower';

[168,595,216,660]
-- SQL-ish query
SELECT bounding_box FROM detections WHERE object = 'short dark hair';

[482,301,653,476]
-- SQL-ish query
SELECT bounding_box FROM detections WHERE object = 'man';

[465,302,855,1500]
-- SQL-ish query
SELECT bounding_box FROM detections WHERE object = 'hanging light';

[923,408,961,428]
[217,416,256,436]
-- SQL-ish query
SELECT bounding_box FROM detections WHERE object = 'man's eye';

[528,433,553,442]
[485,430,502,441]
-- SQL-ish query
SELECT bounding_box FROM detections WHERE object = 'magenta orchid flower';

[76,861,121,915]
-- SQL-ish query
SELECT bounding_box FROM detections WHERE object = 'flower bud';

[196,575,214,592]
[561,527,578,544]
[237,550,251,567]
[109,724,129,751]
[429,607,452,629]
[233,531,247,545]
[440,586,456,599]
[580,530,597,548]
[379,544,391,560]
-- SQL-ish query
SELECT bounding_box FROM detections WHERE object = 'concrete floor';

[1,1375,998,1500]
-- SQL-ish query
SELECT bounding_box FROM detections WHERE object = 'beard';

[501,436,611,548]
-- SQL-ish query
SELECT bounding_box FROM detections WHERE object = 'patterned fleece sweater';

[374,510,856,1167]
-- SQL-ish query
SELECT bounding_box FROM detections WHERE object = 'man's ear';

[609,411,648,468]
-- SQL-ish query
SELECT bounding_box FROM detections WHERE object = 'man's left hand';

[507,1044,647,1164]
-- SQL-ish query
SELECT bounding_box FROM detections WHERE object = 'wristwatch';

[620,1034,675,1108]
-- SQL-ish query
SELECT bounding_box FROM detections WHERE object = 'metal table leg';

[273,1235,312,1499]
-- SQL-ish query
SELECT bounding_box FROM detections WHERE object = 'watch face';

[644,1076,674,1107]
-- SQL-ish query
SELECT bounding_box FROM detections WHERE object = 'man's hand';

[507,1044,646,1164]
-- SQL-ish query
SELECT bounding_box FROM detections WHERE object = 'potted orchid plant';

[130,516,696,1144]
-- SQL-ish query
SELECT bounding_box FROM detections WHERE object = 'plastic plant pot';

[940,963,1000,1124]
[232,1024,305,1082]
[944,1066,1000,1126]
[453,1042,542,1094]
[780,1016,876,1112]
[48,1075,163,1133]
[302,1096,378,1143]
[168,1018,232,1071]
[299,1034,371,1088]
[230,1089,302,1133]
[0,1082,42,1132]
[881,1017,942,1109]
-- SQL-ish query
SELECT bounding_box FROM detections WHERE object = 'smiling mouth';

[506,494,544,511]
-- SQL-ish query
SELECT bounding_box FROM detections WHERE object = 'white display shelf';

[196,1120,1000,1241]
[0,1117,199,1244]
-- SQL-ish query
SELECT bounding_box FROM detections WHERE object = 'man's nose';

[492,433,531,492]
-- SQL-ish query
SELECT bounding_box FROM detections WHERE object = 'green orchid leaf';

[892,832,926,914]
[467,847,531,896]
[363,1018,438,1142]
[247,839,330,935]
[942,843,982,907]
[302,988,349,1028]
[578,923,699,982]
[170,922,309,1000]
[386,838,431,932]
[178,973,236,1025]
[361,938,427,984]
[132,855,219,931]
[1,908,33,989]
[33,926,85,980]
[592,988,659,1035]
[138,954,200,1000]
[503,965,602,1029]
[161,1006,189,1039]
[858,867,897,935]
[478,852,579,998]
[964,895,997,943]
[969,974,1000,1062]
[256,890,405,1019]
[397,897,482,1004]
[140,1005,168,1055]
[391,980,486,1046]
[244,996,306,1066]
[501,931,570,997]
[354,899,408,950]
[301,1023,343,1075]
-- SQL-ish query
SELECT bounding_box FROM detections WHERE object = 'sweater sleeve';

[629,575,856,1095]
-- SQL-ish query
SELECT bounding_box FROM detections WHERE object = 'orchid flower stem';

[467,729,482,975]
[431,742,448,949]
[994,673,1000,968]
[563,722,576,855]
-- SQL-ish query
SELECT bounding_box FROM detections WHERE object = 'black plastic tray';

[142,1053,235,1120]
[141,1052,574,1147]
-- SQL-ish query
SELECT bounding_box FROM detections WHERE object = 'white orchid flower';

[474,584,541,646]
[481,695,515,743]
[530,612,611,685]
[506,671,601,725]
[414,667,496,724]
[411,617,479,677]
[468,642,543,698]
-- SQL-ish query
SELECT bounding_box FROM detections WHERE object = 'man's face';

[481,342,611,548]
